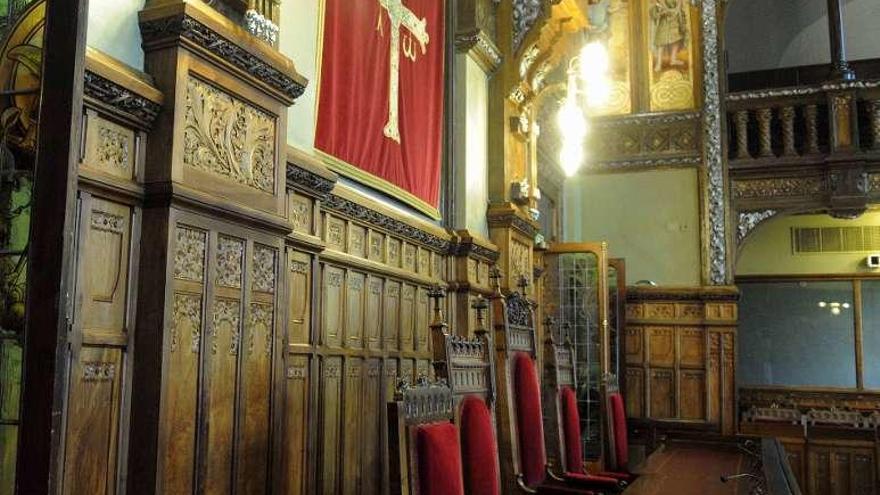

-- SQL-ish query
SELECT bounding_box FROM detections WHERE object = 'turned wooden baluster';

[804,104,820,154]
[870,100,880,150]
[756,108,774,157]
[780,106,797,156]
[734,110,750,159]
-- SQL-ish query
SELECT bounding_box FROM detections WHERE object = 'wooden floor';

[624,443,749,495]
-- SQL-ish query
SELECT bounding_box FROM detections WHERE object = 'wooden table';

[624,443,749,495]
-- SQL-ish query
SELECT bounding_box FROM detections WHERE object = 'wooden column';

[827,0,856,81]
[16,0,89,491]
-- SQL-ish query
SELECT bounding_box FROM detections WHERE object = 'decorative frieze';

[183,76,277,193]
[323,194,452,253]
[83,70,162,127]
[732,177,827,200]
[286,164,336,200]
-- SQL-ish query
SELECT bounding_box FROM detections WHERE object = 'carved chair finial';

[472,295,489,335]
[489,266,503,294]
[517,273,530,294]
[544,316,557,344]
[561,321,574,346]
[427,285,449,334]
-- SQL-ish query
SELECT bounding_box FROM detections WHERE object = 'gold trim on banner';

[316,149,442,220]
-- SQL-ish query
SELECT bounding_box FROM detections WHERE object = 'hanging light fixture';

[556,38,612,177]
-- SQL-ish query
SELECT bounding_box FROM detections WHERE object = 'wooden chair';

[428,287,502,495]
[542,318,631,491]
[488,272,599,494]
[387,377,466,495]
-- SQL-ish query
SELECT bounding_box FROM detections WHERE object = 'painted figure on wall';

[649,0,687,72]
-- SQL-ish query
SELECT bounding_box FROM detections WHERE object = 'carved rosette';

[183,77,277,193]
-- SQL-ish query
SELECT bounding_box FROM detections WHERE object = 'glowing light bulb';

[831,307,841,315]
[585,76,611,108]
[579,42,609,80]
[818,301,827,308]
[557,97,587,139]
[843,302,851,309]
[559,143,584,177]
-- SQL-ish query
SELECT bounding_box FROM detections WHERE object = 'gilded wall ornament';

[184,77,277,193]
[512,0,543,51]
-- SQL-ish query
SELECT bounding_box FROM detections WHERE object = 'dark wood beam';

[15,0,89,492]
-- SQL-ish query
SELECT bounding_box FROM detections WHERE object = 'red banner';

[315,0,445,211]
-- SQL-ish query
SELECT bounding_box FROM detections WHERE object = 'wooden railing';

[726,80,880,165]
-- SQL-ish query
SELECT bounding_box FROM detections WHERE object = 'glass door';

[543,243,609,460]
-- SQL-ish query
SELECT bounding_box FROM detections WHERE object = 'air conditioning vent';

[792,226,880,254]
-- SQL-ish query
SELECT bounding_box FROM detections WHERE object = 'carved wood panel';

[649,369,675,419]
[647,327,675,367]
[82,110,137,181]
[62,346,124,495]
[625,367,644,418]
[63,194,138,495]
[283,354,310,495]
[319,356,343,494]
[288,252,311,346]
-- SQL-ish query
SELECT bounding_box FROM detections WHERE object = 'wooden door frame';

[16,0,89,491]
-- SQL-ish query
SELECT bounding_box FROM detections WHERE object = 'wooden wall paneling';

[679,370,706,420]
[288,251,312,347]
[63,192,140,494]
[707,330,722,425]
[236,242,279,493]
[361,359,382,494]
[647,326,675,368]
[400,284,415,352]
[415,287,429,351]
[402,243,416,273]
[159,221,206,493]
[649,369,676,419]
[400,359,415,385]
[384,281,401,351]
[201,233,245,494]
[368,230,385,263]
[283,354,310,494]
[348,224,366,259]
[319,356,343,493]
[342,357,364,494]
[345,271,366,349]
[322,265,345,348]
[625,368,644,418]
[780,440,807,492]
[721,330,736,434]
[366,277,384,350]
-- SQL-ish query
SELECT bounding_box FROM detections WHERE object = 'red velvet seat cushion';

[417,422,466,495]
[460,396,500,495]
[560,386,583,474]
[609,392,628,471]
[514,352,547,487]
[563,471,623,489]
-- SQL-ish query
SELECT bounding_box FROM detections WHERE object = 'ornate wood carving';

[83,70,161,126]
[183,76,277,193]
[216,235,245,288]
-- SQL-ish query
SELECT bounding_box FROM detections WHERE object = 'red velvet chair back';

[388,379,465,495]
[541,319,580,477]
[607,391,628,471]
[488,287,550,492]
[561,386,584,474]
[428,293,502,495]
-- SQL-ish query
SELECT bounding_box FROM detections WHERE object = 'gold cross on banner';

[376,0,429,143]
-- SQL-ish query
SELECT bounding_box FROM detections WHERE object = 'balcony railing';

[726,80,880,167]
